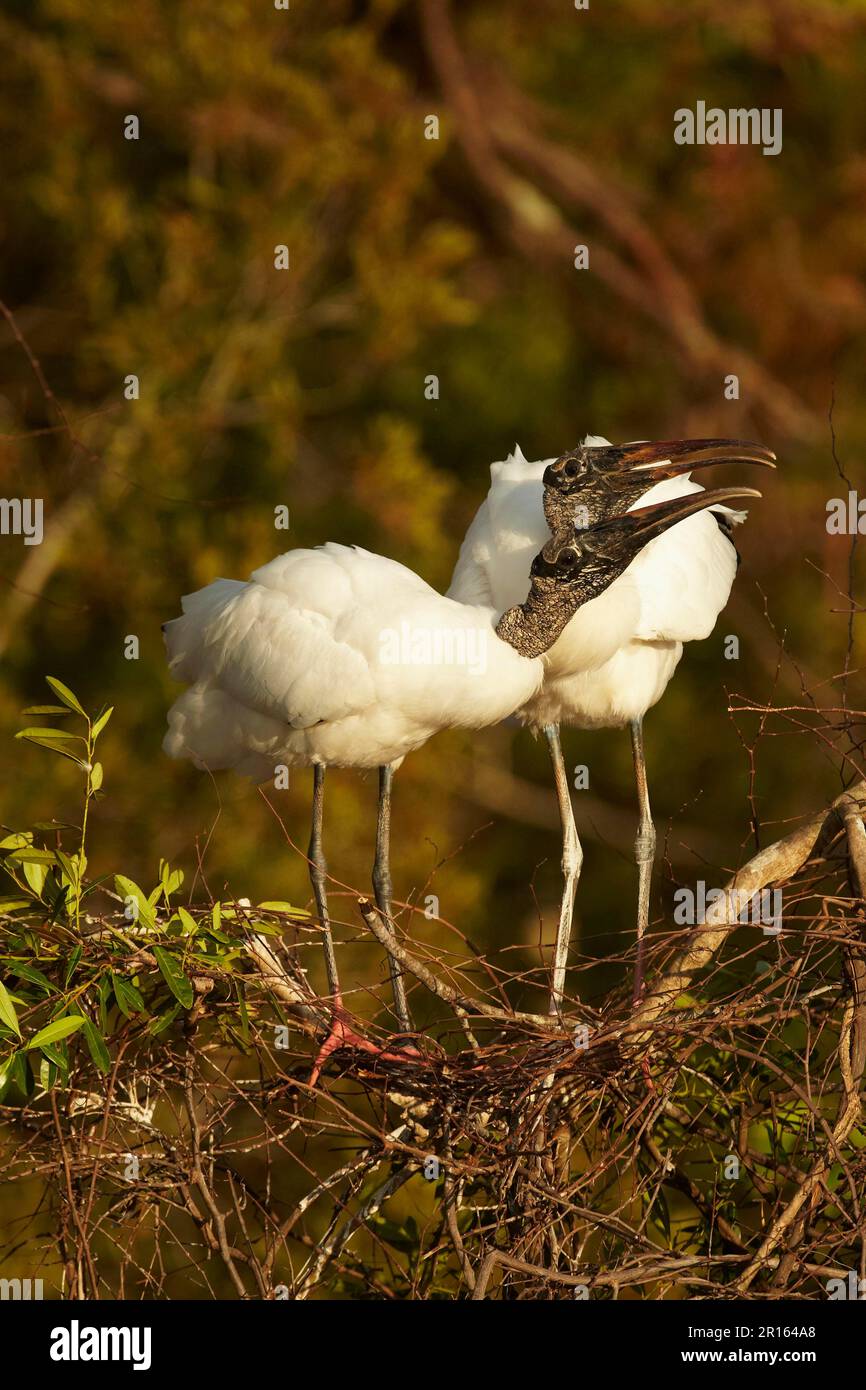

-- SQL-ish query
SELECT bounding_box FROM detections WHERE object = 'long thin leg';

[630,717,656,1005]
[544,724,583,1016]
[309,763,340,1000]
[372,764,412,1032]
[308,764,418,1087]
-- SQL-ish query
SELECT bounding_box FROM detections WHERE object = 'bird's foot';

[309,998,422,1087]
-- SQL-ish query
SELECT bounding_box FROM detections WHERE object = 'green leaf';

[7,849,56,864]
[64,945,82,987]
[161,866,183,897]
[55,849,80,887]
[115,875,157,929]
[0,832,32,851]
[258,901,311,916]
[0,979,22,1037]
[21,705,72,716]
[91,706,113,739]
[148,1002,181,1035]
[80,1019,111,1075]
[2,1052,31,1098]
[26,1015,86,1050]
[89,761,103,791]
[45,677,86,717]
[22,860,48,898]
[16,726,83,743]
[9,963,52,993]
[112,974,146,1017]
[153,947,193,1008]
[176,906,197,936]
[15,735,88,765]
[39,1042,70,1082]
[39,1055,58,1091]
[98,973,112,1030]
[0,896,33,913]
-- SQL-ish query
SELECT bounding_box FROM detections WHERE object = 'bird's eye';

[558,548,578,567]
[563,459,582,479]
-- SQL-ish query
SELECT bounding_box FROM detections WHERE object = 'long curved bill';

[590,485,763,560]
[595,437,776,481]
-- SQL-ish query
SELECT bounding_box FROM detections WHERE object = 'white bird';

[448,436,775,1011]
[161,510,700,1060]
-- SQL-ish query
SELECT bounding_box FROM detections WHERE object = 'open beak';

[593,485,763,557]
[544,442,778,492]
[592,437,777,482]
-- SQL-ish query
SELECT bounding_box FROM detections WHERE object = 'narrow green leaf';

[115,875,157,929]
[21,705,72,716]
[8,1052,31,1097]
[7,849,56,865]
[39,1042,69,1081]
[89,761,103,791]
[10,962,53,993]
[112,974,145,1017]
[91,706,113,739]
[55,849,80,887]
[39,1056,58,1091]
[80,1019,111,1075]
[153,947,193,1008]
[0,979,22,1037]
[98,973,112,1031]
[162,867,183,897]
[148,1002,181,1035]
[64,945,82,987]
[15,726,83,742]
[15,735,88,765]
[258,901,311,916]
[177,906,197,935]
[45,677,86,716]
[22,860,47,898]
[26,1015,86,1050]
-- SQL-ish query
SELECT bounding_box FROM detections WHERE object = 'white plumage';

[448,435,770,1010]
[161,440,768,1043]
[448,439,744,733]
[162,533,598,1040]
[164,542,546,779]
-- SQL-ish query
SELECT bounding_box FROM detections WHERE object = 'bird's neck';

[495,586,578,658]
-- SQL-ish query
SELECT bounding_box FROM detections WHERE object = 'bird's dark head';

[496,482,764,659]
[539,482,764,606]
[542,437,776,531]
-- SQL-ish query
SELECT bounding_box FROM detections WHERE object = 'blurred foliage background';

[0,0,864,1017]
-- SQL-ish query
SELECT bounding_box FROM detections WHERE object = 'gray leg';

[630,718,656,1004]
[544,724,583,1015]
[372,764,412,1032]
[309,764,340,1000]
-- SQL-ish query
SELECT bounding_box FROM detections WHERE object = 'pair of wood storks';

[163,434,775,1059]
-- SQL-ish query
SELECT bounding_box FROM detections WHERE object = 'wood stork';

[161,501,711,1061]
[448,437,775,1011]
